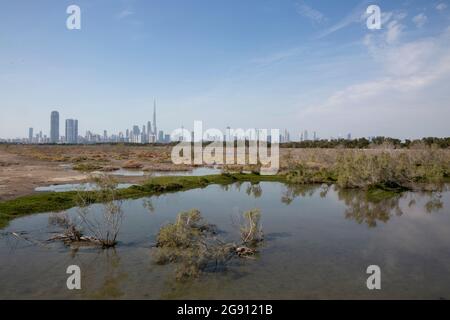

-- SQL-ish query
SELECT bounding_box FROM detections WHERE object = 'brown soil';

[0,145,193,201]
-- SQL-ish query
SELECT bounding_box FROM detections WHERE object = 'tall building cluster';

[20,101,170,145]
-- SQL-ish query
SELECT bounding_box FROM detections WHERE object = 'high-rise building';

[158,130,164,142]
[65,119,78,144]
[153,100,157,141]
[50,111,59,143]
[28,128,33,143]
[147,120,152,135]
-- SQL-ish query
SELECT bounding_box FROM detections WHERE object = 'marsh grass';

[154,209,262,281]
[286,149,450,191]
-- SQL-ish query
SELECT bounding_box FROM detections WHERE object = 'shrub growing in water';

[154,209,262,281]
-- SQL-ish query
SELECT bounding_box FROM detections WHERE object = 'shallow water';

[94,167,221,177]
[35,183,135,192]
[1,182,449,299]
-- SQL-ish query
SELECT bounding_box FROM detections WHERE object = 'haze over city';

[1,0,450,140]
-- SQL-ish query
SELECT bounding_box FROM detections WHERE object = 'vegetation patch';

[153,209,263,281]
[0,173,285,229]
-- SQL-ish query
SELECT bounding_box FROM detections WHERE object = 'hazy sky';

[1,0,449,140]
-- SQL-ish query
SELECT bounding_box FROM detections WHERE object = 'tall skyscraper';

[65,119,78,144]
[28,128,33,143]
[50,111,59,143]
[153,100,157,141]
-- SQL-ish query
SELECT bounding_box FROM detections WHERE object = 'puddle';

[35,183,135,192]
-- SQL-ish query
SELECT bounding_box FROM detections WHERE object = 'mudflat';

[0,144,191,200]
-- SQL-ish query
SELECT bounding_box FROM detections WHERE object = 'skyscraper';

[28,128,33,143]
[65,119,78,144]
[153,100,157,141]
[50,111,59,143]
[147,121,152,135]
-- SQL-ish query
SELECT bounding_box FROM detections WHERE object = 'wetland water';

[1,182,450,299]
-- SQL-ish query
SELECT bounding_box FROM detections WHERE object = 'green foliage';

[154,208,263,281]
[156,209,214,249]
[286,163,335,184]
[286,149,449,191]
[73,163,103,172]
[0,173,285,229]
[281,136,450,149]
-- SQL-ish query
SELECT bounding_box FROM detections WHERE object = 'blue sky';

[1,0,449,139]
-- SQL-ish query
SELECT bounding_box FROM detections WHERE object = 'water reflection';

[281,184,326,205]
[281,184,445,227]
[1,181,450,299]
[337,189,403,227]
[245,183,262,198]
[86,249,128,299]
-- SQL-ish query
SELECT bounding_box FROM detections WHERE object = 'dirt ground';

[0,144,193,201]
[1,144,447,201]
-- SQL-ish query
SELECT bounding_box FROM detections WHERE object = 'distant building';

[28,128,33,143]
[164,134,171,143]
[50,111,59,143]
[65,119,78,144]
[153,100,157,138]
[158,130,164,142]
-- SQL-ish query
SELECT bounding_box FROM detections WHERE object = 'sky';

[1,0,449,140]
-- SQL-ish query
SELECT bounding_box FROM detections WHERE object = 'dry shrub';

[154,209,262,281]
[122,160,143,169]
[238,209,263,245]
[75,174,124,248]
[286,148,450,190]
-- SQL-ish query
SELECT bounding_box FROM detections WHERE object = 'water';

[1,182,449,299]
[151,167,221,177]
[34,168,221,192]
[35,183,136,192]
[93,167,221,177]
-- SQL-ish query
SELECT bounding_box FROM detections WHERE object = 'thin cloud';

[317,0,370,39]
[436,3,448,11]
[412,13,427,28]
[117,9,134,20]
[295,1,327,24]
[299,27,450,137]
